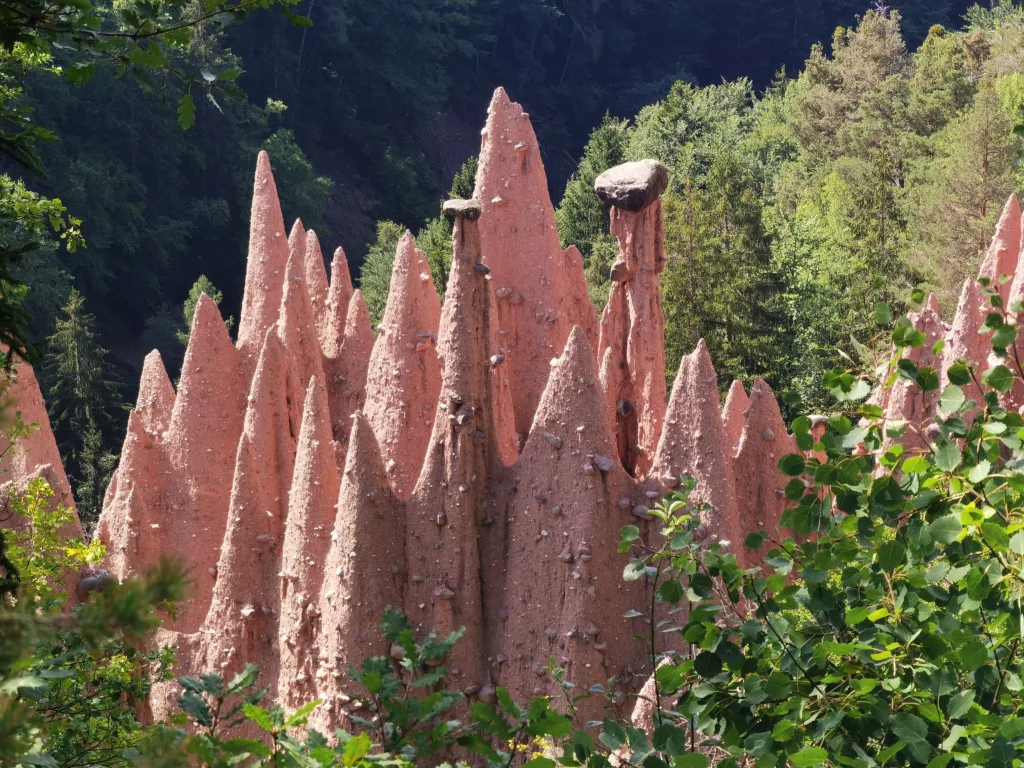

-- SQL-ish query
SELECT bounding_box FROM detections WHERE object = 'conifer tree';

[178,275,233,346]
[43,288,123,505]
[75,416,118,530]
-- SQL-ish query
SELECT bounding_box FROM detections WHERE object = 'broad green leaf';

[946,689,974,719]
[984,365,1015,393]
[959,640,988,671]
[933,439,961,472]
[623,560,646,582]
[242,702,274,732]
[927,515,962,544]
[790,747,829,768]
[877,540,905,573]
[177,93,196,130]
[947,363,972,385]
[778,454,805,477]
[939,384,965,414]
[891,712,928,744]
[875,303,892,326]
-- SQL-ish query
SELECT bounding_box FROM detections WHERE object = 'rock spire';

[363,231,442,498]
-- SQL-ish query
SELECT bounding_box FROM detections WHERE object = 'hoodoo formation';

[1,89,1014,730]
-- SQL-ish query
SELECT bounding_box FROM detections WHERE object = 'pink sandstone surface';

[0,358,80,543]
[278,224,327,394]
[278,377,341,707]
[498,325,647,719]
[734,377,797,566]
[161,294,246,630]
[404,209,495,700]
[325,290,374,452]
[883,302,948,456]
[363,231,442,499]
[202,329,301,690]
[978,194,1021,301]
[303,230,331,338]
[597,199,667,479]
[322,247,355,359]
[313,412,404,731]
[37,92,1024,740]
[474,88,598,444]
[652,339,741,550]
[722,379,749,456]
[237,151,290,376]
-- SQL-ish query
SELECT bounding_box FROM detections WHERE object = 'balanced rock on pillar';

[595,160,669,479]
[404,205,497,696]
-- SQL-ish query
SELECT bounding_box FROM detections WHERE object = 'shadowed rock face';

[47,89,1018,735]
[597,197,667,479]
[278,377,340,707]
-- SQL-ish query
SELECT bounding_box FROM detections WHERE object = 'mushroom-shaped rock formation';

[499,326,647,719]
[404,208,498,697]
[325,290,374,453]
[304,230,331,336]
[322,247,355,359]
[722,380,749,457]
[596,160,668,479]
[978,194,1021,301]
[313,412,404,731]
[651,340,740,550]
[278,377,341,708]
[163,294,246,630]
[474,87,598,443]
[278,225,327,394]
[363,232,442,499]
[238,151,290,376]
[202,329,302,692]
[735,378,797,566]
[594,159,669,213]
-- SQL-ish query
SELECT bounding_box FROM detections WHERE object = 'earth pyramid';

[1,88,1013,729]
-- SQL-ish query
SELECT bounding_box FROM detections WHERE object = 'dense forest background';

[16,0,1024,522]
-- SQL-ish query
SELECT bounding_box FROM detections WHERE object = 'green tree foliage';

[43,289,124,513]
[358,220,405,328]
[555,115,629,307]
[177,275,233,347]
[359,157,478,323]
[605,285,1024,768]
